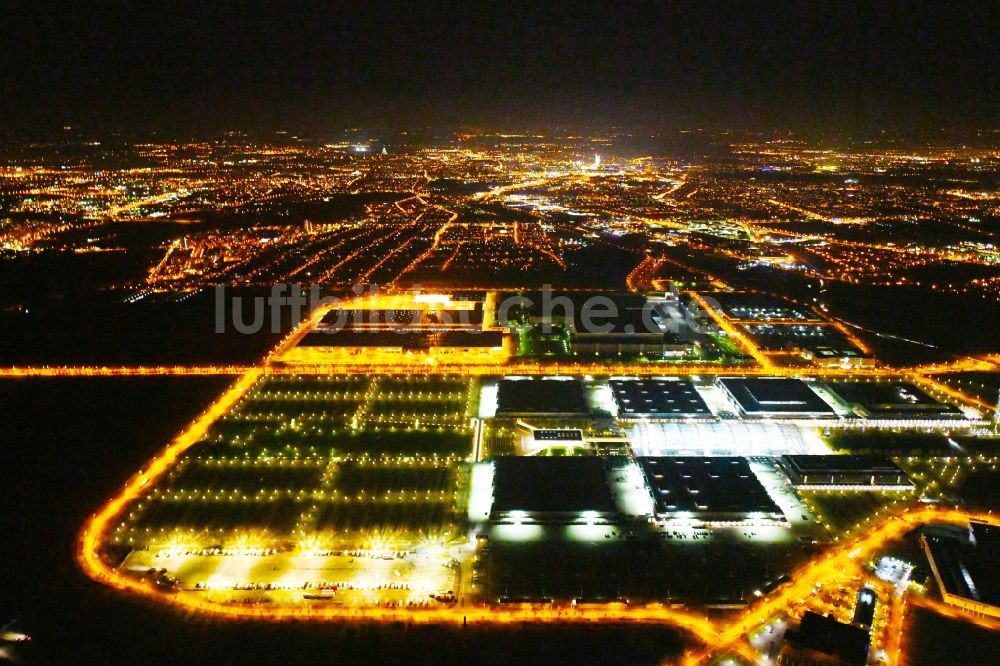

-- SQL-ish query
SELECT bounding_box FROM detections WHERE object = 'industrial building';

[707,292,823,323]
[717,377,836,418]
[495,378,589,416]
[781,611,870,665]
[852,587,877,629]
[283,329,507,363]
[570,304,691,357]
[636,457,786,525]
[573,331,692,358]
[739,323,872,366]
[494,290,694,358]
[280,292,509,364]
[827,381,966,419]
[779,455,914,490]
[609,378,713,419]
[317,302,485,330]
[922,521,1000,619]
[489,456,618,524]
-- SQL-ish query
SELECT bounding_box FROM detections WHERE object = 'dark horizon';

[6,7,1000,661]
[3,1,999,135]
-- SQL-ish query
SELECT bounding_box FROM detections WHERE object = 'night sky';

[2,1,999,133]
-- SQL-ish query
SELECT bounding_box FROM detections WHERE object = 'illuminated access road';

[78,394,1000,665]
[0,365,250,377]
[688,291,774,369]
[685,506,1000,664]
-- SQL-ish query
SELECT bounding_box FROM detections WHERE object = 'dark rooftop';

[491,456,617,515]
[828,381,964,418]
[783,455,905,474]
[637,457,783,517]
[739,323,866,357]
[495,378,589,415]
[853,587,877,628]
[572,306,663,336]
[533,429,584,441]
[924,521,1000,608]
[318,305,483,330]
[719,377,834,415]
[786,611,870,665]
[610,378,711,417]
[707,292,821,322]
[495,291,647,326]
[299,329,503,349]
[320,309,422,328]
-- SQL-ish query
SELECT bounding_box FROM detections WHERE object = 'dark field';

[0,376,688,664]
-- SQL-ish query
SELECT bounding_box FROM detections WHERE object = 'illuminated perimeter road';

[72,361,717,643]
[2,359,995,380]
[63,299,999,663]
[74,364,999,664]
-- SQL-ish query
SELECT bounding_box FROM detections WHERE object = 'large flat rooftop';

[628,421,825,457]
[299,329,503,349]
[783,454,904,474]
[572,306,663,336]
[495,378,589,415]
[718,377,835,417]
[705,292,822,322]
[924,521,1000,611]
[780,454,912,488]
[786,611,870,665]
[827,381,965,419]
[317,299,484,330]
[609,378,712,418]
[636,457,783,519]
[739,323,867,358]
[490,456,617,517]
[319,309,423,328]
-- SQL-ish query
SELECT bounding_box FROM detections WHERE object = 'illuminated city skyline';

[5,3,1000,665]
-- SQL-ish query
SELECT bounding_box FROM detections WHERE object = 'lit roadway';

[0,361,993,421]
[77,418,999,666]
[0,358,995,428]
[0,365,251,377]
[61,304,999,656]
[909,595,1000,632]
[682,506,999,664]
[75,364,719,639]
[688,291,774,369]
[0,358,995,379]
[20,291,998,661]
